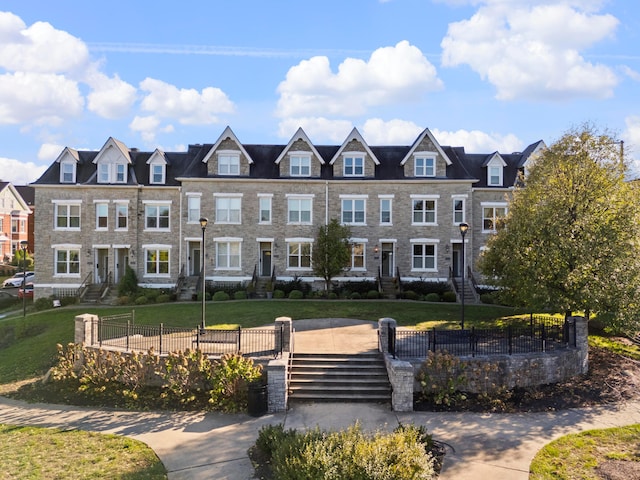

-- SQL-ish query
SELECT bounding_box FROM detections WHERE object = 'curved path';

[1,318,639,479]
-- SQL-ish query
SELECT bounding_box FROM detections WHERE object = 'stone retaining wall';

[378,316,589,412]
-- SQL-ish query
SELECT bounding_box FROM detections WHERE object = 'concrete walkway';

[1,318,639,479]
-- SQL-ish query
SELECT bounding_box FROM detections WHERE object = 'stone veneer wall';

[74,314,292,413]
[378,316,589,412]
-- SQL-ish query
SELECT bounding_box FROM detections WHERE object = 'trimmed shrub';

[234,291,247,300]
[328,292,338,300]
[480,293,495,304]
[403,290,420,301]
[275,277,311,297]
[118,266,139,297]
[212,291,230,301]
[442,291,457,302]
[425,292,441,302]
[117,296,130,305]
[273,289,286,299]
[156,294,171,303]
[135,296,149,305]
[288,290,304,300]
[366,290,380,299]
[350,292,361,300]
[60,296,78,306]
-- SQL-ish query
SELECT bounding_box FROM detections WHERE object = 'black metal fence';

[93,315,284,359]
[388,315,576,359]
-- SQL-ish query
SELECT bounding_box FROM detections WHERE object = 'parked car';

[18,283,34,299]
[0,290,16,300]
[2,271,34,288]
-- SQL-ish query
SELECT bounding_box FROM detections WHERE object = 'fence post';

[195,325,200,351]
[541,324,546,352]
[431,328,436,352]
[471,326,476,357]
[126,320,130,351]
[159,323,163,355]
[508,325,512,355]
[388,325,396,359]
[237,325,242,354]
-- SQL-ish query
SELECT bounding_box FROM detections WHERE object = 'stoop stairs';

[288,352,392,403]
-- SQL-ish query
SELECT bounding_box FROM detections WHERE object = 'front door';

[190,243,201,276]
[381,243,394,277]
[452,243,463,277]
[113,248,129,283]
[95,249,109,283]
[260,243,272,277]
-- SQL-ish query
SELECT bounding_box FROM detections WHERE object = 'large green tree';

[312,218,352,292]
[478,125,640,333]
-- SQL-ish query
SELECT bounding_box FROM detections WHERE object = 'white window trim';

[411,195,439,226]
[114,202,129,232]
[452,196,466,225]
[289,152,312,177]
[342,153,365,177]
[340,195,368,226]
[258,195,272,225]
[410,238,439,273]
[143,203,171,232]
[349,238,368,272]
[286,194,314,225]
[379,196,393,225]
[186,193,202,224]
[487,159,504,186]
[53,201,82,231]
[217,150,241,175]
[95,201,109,231]
[214,194,242,225]
[481,202,508,233]
[149,163,166,184]
[285,239,313,271]
[60,160,76,183]
[214,237,243,271]
[52,244,81,278]
[142,244,172,278]
[414,153,437,177]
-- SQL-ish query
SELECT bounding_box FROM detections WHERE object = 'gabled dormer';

[55,147,80,184]
[202,126,253,177]
[400,128,452,178]
[483,152,507,186]
[92,137,131,184]
[517,140,546,179]
[275,127,325,177]
[329,127,379,178]
[147,149,167,185]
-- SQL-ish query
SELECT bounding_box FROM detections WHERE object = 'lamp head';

[199,217,208,230]
[459,222,469,237]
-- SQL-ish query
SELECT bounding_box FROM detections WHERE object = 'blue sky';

[1,0,639,184]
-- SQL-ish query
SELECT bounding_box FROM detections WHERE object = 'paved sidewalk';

[1,318,639,479]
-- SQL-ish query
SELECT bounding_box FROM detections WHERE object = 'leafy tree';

[478,125,640,333]
[312,218,352,292]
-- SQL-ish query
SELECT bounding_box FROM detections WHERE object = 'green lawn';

[0,299,525,384]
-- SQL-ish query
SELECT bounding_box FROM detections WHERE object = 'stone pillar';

[378,317,397,354]
[274,316,293,353]
[267,353,288,413]
[387,359,414,412]
[74,313,98,345]
[571,316,589,374]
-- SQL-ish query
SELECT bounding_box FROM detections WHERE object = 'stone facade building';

[31,126,544,299]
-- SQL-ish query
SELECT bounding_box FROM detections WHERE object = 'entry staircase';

[177,275,199,301]
[288,352,392,403]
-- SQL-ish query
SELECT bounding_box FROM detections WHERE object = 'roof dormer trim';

[92,137,132,165]
[482,152,507,168]
[400,128,452,166]
[275,127,325,165]
[146,148,167,165]
[202,126,254,165]
[329,127,380,166]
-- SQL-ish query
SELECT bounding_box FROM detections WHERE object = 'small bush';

[135,296,149,305]
[60,296,78,306]
[34,297,51,311]
[212,291,230,301]
[117,296,130,305]
[425,292,440,302]
[273,289,286,299]
[417,351,467,407]
[442,291,457,302]
[350,292,361,300]
[288,290,304,300]
[118,266,139,297]
[328,292,338,300]
[403,290,420,301]
[367,290,380,299]
[480,293,494,304]
[156,294,171,303]
[234,291,247,300]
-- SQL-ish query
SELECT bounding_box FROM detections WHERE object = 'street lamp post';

[459,223,469,330]
[20,240,28,318]
[199,217,208,330]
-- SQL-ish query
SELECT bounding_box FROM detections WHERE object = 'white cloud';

[276,41,443,118]
[621,66,640,82]
[441,2,619,100]
[37,143,64,161]
[129,115,174,144]
[361,118,424,144]
[277,117,354,143]
[0,72,84,125]
[86,71,137,119]
[623,116,640,179]
[0,156,47,184]
[139,78,235,125]
[432,128,524,153]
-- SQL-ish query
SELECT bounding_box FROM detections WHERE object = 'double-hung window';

[150,164,165,184]
[411,195,438,225]
[144,202,170,230]
[218,153,240,175]
[452,196,466,225]
[415,156,436,177]
[215,239,241,269]
[379,195,393,225]
[215,194,242,224]
[95,202,108,230]
[258,194,272,224]
[115,202,128,230]
[411,240,437,271]
[287,240,312,269]
[341,196,367,225]
[287,195,313,224]
[290,155,311,176]
[98,162,127,183]
[60,161,76,183]
[482,203,507,232]
[343,155,364,176]
[55,246,80,276]
[54,201,81,230]
[145,246,170,276]
[350,242,365,270]
[187,194,201,223]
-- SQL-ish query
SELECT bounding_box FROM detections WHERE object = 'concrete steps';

[379,278,397,299]
[288,352,391,403]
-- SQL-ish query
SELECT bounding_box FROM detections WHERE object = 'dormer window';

[150,164,165,184]
[290,155,311,176]
[218,153,240,175]
[344,155,364,176]
[98,162,127,184]
[60,161,76,183]
[415,155,436,177]
[488,165,502,186]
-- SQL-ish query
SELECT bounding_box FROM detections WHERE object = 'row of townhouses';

[0,182,32,263]
[32,126,544,300]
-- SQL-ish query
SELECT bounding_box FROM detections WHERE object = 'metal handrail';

[376,266,382,293]
[76,271,93,298]
[173,265,185,294]
[395,266,403,294]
